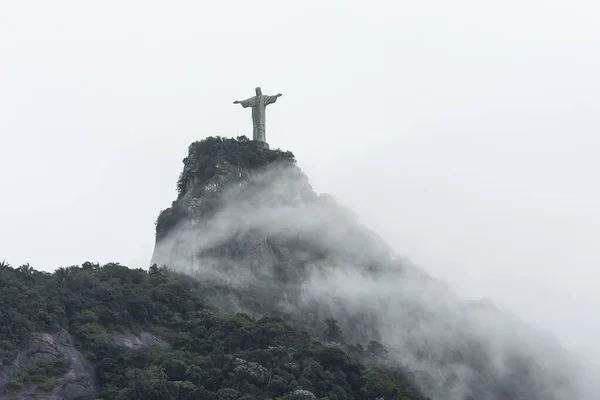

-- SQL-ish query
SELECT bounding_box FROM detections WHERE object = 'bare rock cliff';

[0,329,96,400]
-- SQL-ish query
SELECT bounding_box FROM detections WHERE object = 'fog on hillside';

[153,164,598,400]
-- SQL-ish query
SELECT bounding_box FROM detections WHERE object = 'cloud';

[152,163,596,399]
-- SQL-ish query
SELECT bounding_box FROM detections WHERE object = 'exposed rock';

[112,331,170,351]
[0,331,169,399]
[185,159,247,199]
[0,329,96,400]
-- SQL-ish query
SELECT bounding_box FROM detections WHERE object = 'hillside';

[151,136,587,400]
[0,261,425,400]
[0,136,588,400]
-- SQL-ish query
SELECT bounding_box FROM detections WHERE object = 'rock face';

[152,139,389,283]
[0,330,170,400]
[0,329,96,400]
[151,139,397,341]
[152,137,309,276]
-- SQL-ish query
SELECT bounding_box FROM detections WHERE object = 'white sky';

[1,0,599,367]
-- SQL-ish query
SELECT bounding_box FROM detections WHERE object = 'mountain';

[0,136,591,399]
[151,136,589,399]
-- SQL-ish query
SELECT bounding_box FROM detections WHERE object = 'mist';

[1,0,599,397]
[153,164,598,399]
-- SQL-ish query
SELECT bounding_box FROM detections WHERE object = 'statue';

[233,87,282,144]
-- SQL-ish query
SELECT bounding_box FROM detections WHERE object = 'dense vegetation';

[155,136,296,241]
[4,357,71,395]
[0,261,427,400]
[177,136,295,197]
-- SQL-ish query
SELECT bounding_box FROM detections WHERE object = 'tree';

[323,318,344,344]
[17,263,33,277]
[55,267,71,288]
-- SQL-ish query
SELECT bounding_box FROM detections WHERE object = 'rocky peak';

[149,135,586,400]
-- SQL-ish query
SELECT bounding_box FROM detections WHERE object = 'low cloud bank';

[153,165,597,399]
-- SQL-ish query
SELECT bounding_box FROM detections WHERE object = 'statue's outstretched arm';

[235,97,256,108]
[264,94,282,106]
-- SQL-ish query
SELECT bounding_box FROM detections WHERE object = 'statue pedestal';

[255,141,270,150]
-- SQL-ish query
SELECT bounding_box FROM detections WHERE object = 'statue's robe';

[238,94,279,142]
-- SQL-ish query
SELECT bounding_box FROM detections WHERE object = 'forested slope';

[0,261,426,400]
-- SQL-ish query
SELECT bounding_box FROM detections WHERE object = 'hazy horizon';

[1,0,599,379]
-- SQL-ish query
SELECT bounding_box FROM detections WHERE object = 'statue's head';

[255,87,262,95]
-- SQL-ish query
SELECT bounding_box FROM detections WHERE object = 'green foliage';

[0,262,65,364]
[324,318,344,344]
[0,262,425,400]
[178,135,296,197]
[362,368,425,400]
[4,380,24,394]
[155,136,296,240]
[155,201,188,241]
[6,357,71,393]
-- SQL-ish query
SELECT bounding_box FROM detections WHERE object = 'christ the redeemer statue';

[233,87,282,144]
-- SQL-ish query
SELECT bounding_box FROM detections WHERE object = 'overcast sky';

[1,0,599,367]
